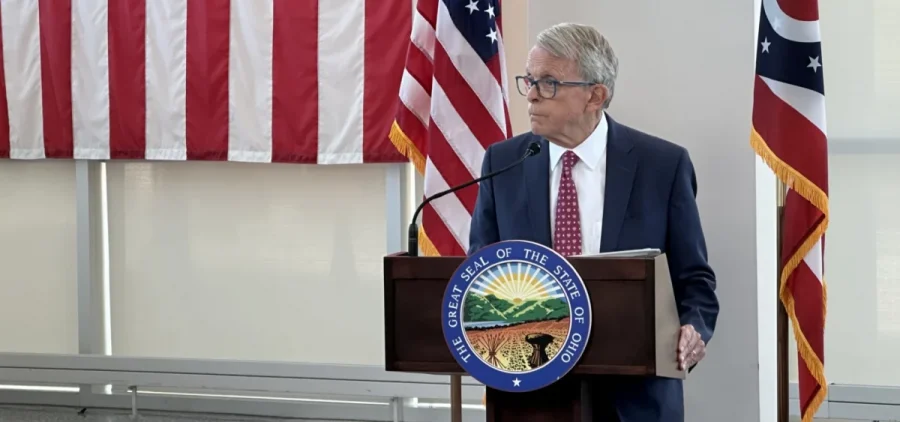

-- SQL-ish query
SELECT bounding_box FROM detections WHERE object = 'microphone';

[407,141,542,257]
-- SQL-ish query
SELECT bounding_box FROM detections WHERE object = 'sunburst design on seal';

[462,261,570,373]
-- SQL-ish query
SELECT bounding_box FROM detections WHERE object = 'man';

[468,23,719,421]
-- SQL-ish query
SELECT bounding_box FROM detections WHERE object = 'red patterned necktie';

[554,151,582,256]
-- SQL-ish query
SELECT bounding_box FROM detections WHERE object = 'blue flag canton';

[755,3,824,95]
[443,0,502,63]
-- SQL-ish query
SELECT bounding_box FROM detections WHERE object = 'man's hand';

[677,324,706,370]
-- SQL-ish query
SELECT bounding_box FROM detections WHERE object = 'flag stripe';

[802,235,823,281]
[403,47,434,101]
[316,0,364,164]
[411,6,436,61]
[759,76,825,135]
[423,204,466,256]
[426,124,478,212]
[399,68,432,129]
[185,0,230,161]
[145,0,187,160]
[362,0,410,163]
[72,0,110,159]
[430,81,485,176]
[108,0,146,159]
[271,0,318,163]
[752,77,828,192]
[789,259,825,411]
[2,0,44,159]
[434,42,505,149]
[0,4,11,159]
[39,0,73,158]
[496,33,513,137]
[227,0,273,163]
[416,0,439,29]
[782,186,826,267]
[424,156,472,249]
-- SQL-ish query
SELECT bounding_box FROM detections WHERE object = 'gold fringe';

[388,120,426,175]
[418,225,441,256]
[751,127,829,422]
[388,120,446,257]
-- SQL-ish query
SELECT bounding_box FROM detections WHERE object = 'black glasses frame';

[515,75,596,99]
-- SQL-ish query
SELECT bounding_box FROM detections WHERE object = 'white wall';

[103,161,396,365]
[527,1,773,421]
[0,161,78,354]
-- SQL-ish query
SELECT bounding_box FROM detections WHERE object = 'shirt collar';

[548,111,609,171]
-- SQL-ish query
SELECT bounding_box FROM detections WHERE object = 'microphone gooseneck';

[407,141,542,257]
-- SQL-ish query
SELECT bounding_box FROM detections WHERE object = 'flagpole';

[777,180,789,422]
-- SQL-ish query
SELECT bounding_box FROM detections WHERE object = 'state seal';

[441,240,592,393]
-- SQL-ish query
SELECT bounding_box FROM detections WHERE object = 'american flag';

[389,0,512,256]
[750,0,829,420]
[0,0,410,164]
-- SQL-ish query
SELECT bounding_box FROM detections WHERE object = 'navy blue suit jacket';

[467,115,718,421]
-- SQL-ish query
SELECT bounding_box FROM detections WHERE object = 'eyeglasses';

[515,75,596,99]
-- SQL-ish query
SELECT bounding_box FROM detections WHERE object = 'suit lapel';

[525,136,552,247]
[599,116,636,252]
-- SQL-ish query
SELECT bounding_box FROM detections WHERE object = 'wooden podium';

[383,251,685,421]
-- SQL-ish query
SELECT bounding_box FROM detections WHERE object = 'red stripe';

[396,105,429,156]
[417,0,439,28]
[0,4,9,159]
[788,261,825,414]
[776,0,819,21]
[108,0,146,159]
[433,43,506,148]
[752,76,828,194]
[271,0,317,163]
[503,100,512,138]
[405,45,433,94]
[427,126,478,212]
[38,0,73,158]
[495,0,503,34]
[363,0,410,163]
[423,205,466,256]
[485,52,504,90]
[781,189,824,265]
[186,0,230,161]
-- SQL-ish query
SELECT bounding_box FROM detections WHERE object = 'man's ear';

[587,84,608,111]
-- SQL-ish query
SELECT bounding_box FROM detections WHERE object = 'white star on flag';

[465,0,479,14]
[807,56,821,72]
[486,26,498,43]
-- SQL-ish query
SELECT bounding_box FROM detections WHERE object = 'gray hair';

[536,23,618,108]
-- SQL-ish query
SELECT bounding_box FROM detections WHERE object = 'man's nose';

[527,86,539,102]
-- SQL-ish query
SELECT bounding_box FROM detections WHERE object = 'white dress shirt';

[548,112,609,255]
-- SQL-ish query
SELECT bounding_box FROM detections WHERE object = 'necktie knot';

[562,151,579,171]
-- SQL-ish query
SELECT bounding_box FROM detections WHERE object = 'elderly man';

[468,23,719,421]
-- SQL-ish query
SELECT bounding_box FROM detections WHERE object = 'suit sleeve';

[666,149,719,345]
[467,145,500,255]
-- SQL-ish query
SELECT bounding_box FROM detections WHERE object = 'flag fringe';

[389,120,426,175]
[388,119,445,257]
[418,224,441,256]
[751,127,829,422]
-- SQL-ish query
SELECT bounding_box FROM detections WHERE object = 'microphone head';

[526,142,541,156]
